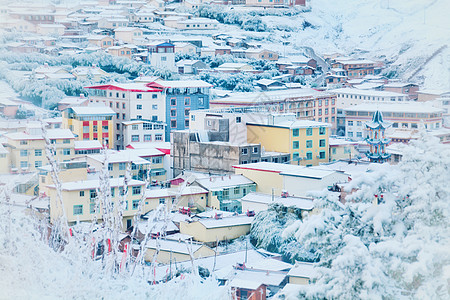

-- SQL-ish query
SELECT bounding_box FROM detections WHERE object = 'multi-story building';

[333,88,411,136]
[85,82,165,149]
[86,79,212,145]
[63,106,115,149]
[343,102,444,141]
[171,130,262,176]
[148,42,176,73]
[209,88,337,132]
[122,119,166,145]
[47,174,146,229]
[3,127,75,173]
[331,59,375,79]
[247,116,331,167]
[146,80,212,141]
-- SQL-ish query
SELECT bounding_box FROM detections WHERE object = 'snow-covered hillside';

[266,0,450,89]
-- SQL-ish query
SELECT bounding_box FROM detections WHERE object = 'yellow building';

[179,215,253,244]
[144,239,215,264]
[329,138,359,162]
[0,144,10,174]
[144,186,208,212]
[47,177,147,229]
[287,262,316,285]
[247,120,331,166]
[63,106,115,149]
[4,128,75,173]
[38,161,89,197]
[80,149,166,183]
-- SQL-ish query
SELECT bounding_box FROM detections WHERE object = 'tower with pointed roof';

[365,110,391,163]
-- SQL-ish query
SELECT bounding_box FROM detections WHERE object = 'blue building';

[147,80,212,141]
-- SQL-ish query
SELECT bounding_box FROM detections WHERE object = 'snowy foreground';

[0,132,449,299]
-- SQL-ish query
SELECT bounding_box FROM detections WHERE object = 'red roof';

[84,84,162,93]
[156,148,170,155]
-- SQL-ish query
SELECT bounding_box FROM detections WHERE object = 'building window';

[35,161,42,168]
[63,149,71,155]
[20,150,28,157]
[152,157,162,164]
[20,161,28,169]
[319,127,326,135]
[116,113,120,119]
[392,123,398,128]
[73,205,83,215]
[132,124,139,130]
[93,125,98,133]
[234,187,240,195]
[131,135,139,142]
[236,116,241,123]
[306,128,313,136]
[170,110,176,117]
[170,98,176,106]
[184,98,190,105]
[252,147,258,153]
[132,200,140,209]
[332,148,337,154]
[152,104,158,110]
[319,151,326,159]
[357,121,362,126]
[319,139,326,147]
[356,132,362,137]
[152,94,157,99]
[306,140,312,148]
[119,162,126,170]
[144,134,151,142]
[159,198,165,204]
[185,109,190,117]
[20,140,27,145]
[143,123,152,130]
[348,131,353,137]
[293,141,299,149]
[348,121,353,126]
[34,149,42,156]
[132,186,141,195]
[306,152,313,160]
[137,104,142,110]
[185,119,189,127]
[102,125,108,132]
[108,164,113,171]
[241,148,248,155]
[63,139,70,144]
[171,120,177,128]
[293,129,299,137]
[79,191,84,197]
[136,94,142,99]
[155,134,163,141]
[293,152,299,161]
[122,113,126,119]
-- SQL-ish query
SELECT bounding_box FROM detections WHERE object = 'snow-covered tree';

[287,132,450,299]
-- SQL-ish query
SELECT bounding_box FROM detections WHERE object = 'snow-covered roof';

[47,177,145,191]
[343,102,443,114]
[228,278,263,290]
[152,79,212,88]
[233,162,305,173]
[195,209,236,219]
[195,175,255,190]
[46,129,75,140]
[245,257,293,272]
[280,167,340,180]
[287,262,317,278]
[197,215,254,229]
[329,138,359,146]
[384,82,418,88]
[70,106,115,115]
[145,239,207,255]
[241,193,314,210]
[114,27,142,32]
[74,140,102,150]
[250,119,331,129]
[212,88,333,105]
[88,150,150,165]
[332,88,406,98]
[228,269,287,287]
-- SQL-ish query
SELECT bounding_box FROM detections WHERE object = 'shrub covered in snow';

[288,132,450,299]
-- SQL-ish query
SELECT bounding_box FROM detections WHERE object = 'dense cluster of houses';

[1,0,450,298]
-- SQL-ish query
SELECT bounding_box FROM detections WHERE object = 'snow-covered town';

[0,0,449,299]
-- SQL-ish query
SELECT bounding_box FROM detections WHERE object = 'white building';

[343,102,444,140]
[122,120,166,146]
